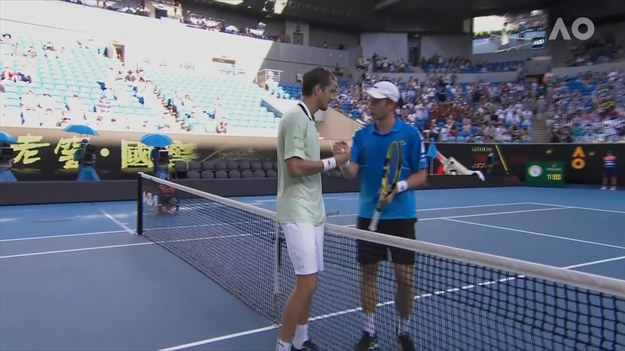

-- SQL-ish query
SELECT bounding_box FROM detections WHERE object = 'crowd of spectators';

[356,53,413,73]
[543,71,625,143]
[334,73,536,143]
[420,53,524,74]
[334,70,625,144]
[565,35,624,67]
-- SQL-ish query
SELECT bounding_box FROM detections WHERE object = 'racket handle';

[368,210,381,231]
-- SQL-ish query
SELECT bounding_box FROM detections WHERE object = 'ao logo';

[549,17,595,41]
[143,191,159,207]
[528,165,543,178]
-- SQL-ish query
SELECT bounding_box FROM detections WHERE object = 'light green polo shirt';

[276,102,326,225]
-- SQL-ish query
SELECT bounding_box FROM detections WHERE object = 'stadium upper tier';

[1,23,623,143]
[148,70,281,134]
[0,30,285,136]
[1,35,167,132]
[420,58,525,74]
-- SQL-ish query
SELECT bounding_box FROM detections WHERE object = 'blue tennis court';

[1,186,624,350]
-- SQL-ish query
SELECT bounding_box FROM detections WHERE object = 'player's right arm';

[287,151,349,177]
[282,115,347,178]
[286,157,326,178]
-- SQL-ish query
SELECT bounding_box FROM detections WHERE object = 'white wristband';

[340,160,351,170]
[396,180,409,193]
[322,157,337,171]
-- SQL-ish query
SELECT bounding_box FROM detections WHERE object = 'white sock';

[398,317,410,335]
[363,313,376,335]
[277,338,291,351]
[293,324,309,349]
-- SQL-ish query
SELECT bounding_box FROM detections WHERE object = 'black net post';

[137,172,143,235]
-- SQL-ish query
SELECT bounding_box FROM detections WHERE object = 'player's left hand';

[379,186,397,207]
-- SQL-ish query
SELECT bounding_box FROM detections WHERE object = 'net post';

[137,172,143,235]
[272,220,280,324]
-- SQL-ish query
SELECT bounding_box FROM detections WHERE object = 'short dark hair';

[301,67,335,97]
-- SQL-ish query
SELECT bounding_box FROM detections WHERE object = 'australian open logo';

[548,17,595,41]
[528,165,543,178]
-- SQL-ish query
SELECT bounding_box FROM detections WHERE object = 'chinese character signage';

[53,136,82,169]
[3,129,201,181]
[120,140,198,169]
[1,127,622,184]
[12,134,50,166]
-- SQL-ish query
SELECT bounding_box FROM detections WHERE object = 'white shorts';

[281,222,324,276]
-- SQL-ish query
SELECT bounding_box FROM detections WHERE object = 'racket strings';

[385,145,402,192]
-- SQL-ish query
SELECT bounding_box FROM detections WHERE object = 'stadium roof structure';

[190,0,625,32]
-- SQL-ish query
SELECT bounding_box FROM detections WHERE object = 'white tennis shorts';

[281,222,324,275]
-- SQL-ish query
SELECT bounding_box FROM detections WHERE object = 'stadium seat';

[187,170,200,179]
[187,161,201,171]
[215,160,227,170]
[174,161,188,178]
[251,161,262,171]
[201,170,214,179]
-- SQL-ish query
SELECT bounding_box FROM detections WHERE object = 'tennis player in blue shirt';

[337,81,428,351]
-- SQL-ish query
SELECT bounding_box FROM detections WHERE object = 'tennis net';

[137,173,625,350]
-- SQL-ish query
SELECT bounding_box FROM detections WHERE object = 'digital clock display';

[525,162,565,186]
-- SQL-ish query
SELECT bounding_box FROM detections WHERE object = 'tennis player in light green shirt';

[276,103,325,225]
[275,67,348,351]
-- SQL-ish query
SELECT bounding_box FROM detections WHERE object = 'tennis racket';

[368,140,403,231]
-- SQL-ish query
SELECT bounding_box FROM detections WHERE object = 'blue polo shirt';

[351,118,428,220]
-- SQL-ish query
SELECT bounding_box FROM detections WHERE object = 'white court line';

[332,202,536,217]
[565,255,625,269]
[159,325,279,351]
[0,230,128,242]
[1,221,265,243]
[419,207,570,220]
[1,206,566,243]
[329,202,550,217]
[159,253,625,351]
[418,202,538,212]
[342,207,570,227]
[251,196,356,203]
[0,213,136,222]
[0,242,154,259]
[99,208,134,234]
[444,218,625,250]
[151,221,254,232]
[0,234,253,259]
[527,202,625,215]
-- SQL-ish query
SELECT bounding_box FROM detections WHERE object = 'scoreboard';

[525,161,565,187]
